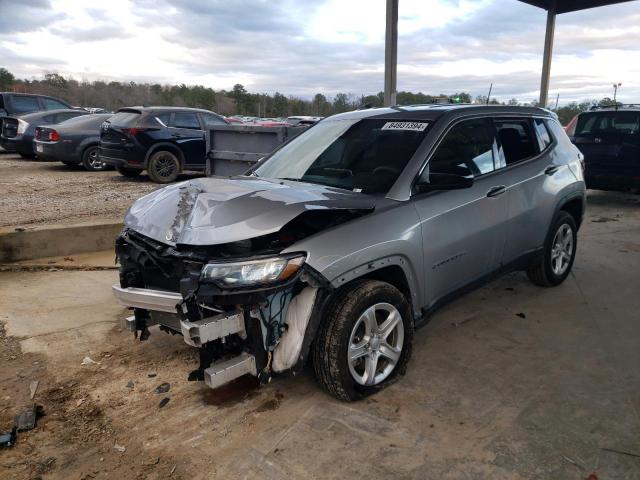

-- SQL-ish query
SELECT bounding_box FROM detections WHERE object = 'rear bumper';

[0,137,30,154]
[33,140,77,162]
[99,146,144,168]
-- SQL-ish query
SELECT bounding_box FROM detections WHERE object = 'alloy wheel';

[551,223,574,276]
[347,302,404,386]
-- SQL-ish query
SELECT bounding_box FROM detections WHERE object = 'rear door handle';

[545,165,560,176]
[486,185,506,198]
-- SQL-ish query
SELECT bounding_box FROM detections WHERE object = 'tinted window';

[576,112,640,135]
[43,98,69,110]
[494,119,537,166]
[172,112,201,129]
[58,114,111,128]
[108,111,140,126]
[202,113,226,128]
[154,112,171,127]
[55,112,84,123]
[429,118,495,177]
[534,119,553,151]
[255,119,430,193]
[9,96,40,114]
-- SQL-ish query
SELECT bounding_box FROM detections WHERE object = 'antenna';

[486,83,493,105]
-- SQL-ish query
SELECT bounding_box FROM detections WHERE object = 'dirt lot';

[1,191,639,479]
[0,153,201,228]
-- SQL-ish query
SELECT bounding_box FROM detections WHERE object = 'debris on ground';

[516,312,527,319]
[15,405,44,431]
[81,356,100,366]
[562,455,584,469]
[29,380,39,399]
[601,447,640,458]
[148,373,157,378]
[76,398,86,407]
[170,464,177,476]
[0,427,17,447]
[155,382,170,394]
[159,397,170,408]
[586,473,598,480]
[591,216,619,223]
[113,443,126,453]
[126,380,134,390]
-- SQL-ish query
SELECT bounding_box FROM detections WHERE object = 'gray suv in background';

[112,104,586,401]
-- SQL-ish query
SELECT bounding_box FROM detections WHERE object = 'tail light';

[121,127,145,137]
[17,119,29,135]
[49,130,60,141]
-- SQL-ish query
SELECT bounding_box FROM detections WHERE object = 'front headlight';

[17,119,29,135]
[200,254,306,287]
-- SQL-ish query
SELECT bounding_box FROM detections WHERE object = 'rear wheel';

[313,280,413,401]
[147,150,180,183]
[116,166,142,178]
[82,146,107,171]
[527,211,577,287]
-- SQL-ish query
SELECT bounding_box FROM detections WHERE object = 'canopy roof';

[518,0,634,14]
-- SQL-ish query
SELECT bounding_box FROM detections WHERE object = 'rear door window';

[494,119,537,167]
[42,98,69,110]
[9,95,40,114]
[533,118,553,151]
[429,118,496,177]
[172,112,201,130]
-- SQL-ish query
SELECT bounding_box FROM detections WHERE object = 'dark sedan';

[0,109,89,158]
[34,114,113,171]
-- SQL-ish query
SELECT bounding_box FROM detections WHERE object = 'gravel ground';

[0,153,202,228]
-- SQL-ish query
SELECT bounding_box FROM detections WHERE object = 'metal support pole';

[384,0,398,107]
[539,0,556,108]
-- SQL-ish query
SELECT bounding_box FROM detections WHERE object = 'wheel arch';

[555,190,586,230]
[143,142,185,170]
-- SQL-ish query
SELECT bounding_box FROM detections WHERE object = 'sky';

[1,0,639,105]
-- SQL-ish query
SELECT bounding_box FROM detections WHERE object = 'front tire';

[313,280,413,401]
[82,146,107,171]
[527,211,577,287]
[147,150,180,183]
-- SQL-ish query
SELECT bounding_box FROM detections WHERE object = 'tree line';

[0,68,621,124]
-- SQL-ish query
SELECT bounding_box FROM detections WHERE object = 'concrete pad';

[0,189,638,479]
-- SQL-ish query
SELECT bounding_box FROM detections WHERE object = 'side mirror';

[415,172,474,193]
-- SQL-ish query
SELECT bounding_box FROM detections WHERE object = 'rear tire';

[82,146,107,171]
[147,150,180,183]
[116,166,142,178]
[312,280,413,401]
[527,211,577,287]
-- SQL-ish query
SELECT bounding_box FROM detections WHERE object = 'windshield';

[254,118,430,194]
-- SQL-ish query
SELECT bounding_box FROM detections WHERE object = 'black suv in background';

[567,105,640,192]
[100,107,228,183]
[0,92,72,117]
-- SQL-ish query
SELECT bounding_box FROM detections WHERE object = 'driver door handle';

[486,185,506,198]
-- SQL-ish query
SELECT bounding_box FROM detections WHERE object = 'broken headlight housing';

[200,254,306,288]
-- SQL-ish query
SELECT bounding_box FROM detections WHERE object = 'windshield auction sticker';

[381,121,429,132]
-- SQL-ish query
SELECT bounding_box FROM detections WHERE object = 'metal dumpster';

[205,124,306,176]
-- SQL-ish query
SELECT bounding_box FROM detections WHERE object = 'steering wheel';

[373,166,401,176]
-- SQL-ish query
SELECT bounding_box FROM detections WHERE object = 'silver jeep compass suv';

[113,105,586,401]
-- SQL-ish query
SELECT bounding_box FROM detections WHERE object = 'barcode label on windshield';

[382,121,429,132]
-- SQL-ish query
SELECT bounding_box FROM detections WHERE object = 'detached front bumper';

[112,284,256,388]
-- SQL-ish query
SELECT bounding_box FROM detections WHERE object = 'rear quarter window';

[534,118,553,151]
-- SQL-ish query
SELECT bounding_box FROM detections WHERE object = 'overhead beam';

[384,0,398,106]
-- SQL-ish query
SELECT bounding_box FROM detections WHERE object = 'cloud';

[0,0,66,34]
[0,0,639,104]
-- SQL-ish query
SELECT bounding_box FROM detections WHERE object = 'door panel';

[413,117,508,306]
[169,112,206,167]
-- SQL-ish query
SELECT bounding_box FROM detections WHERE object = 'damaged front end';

[112,177,375,390]
[114,227,331,388]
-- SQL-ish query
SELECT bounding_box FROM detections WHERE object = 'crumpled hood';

[124,176,376,246]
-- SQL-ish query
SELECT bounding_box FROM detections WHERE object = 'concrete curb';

[0,221,123,262]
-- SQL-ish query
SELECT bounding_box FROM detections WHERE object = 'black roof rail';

[588,103,640,111]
